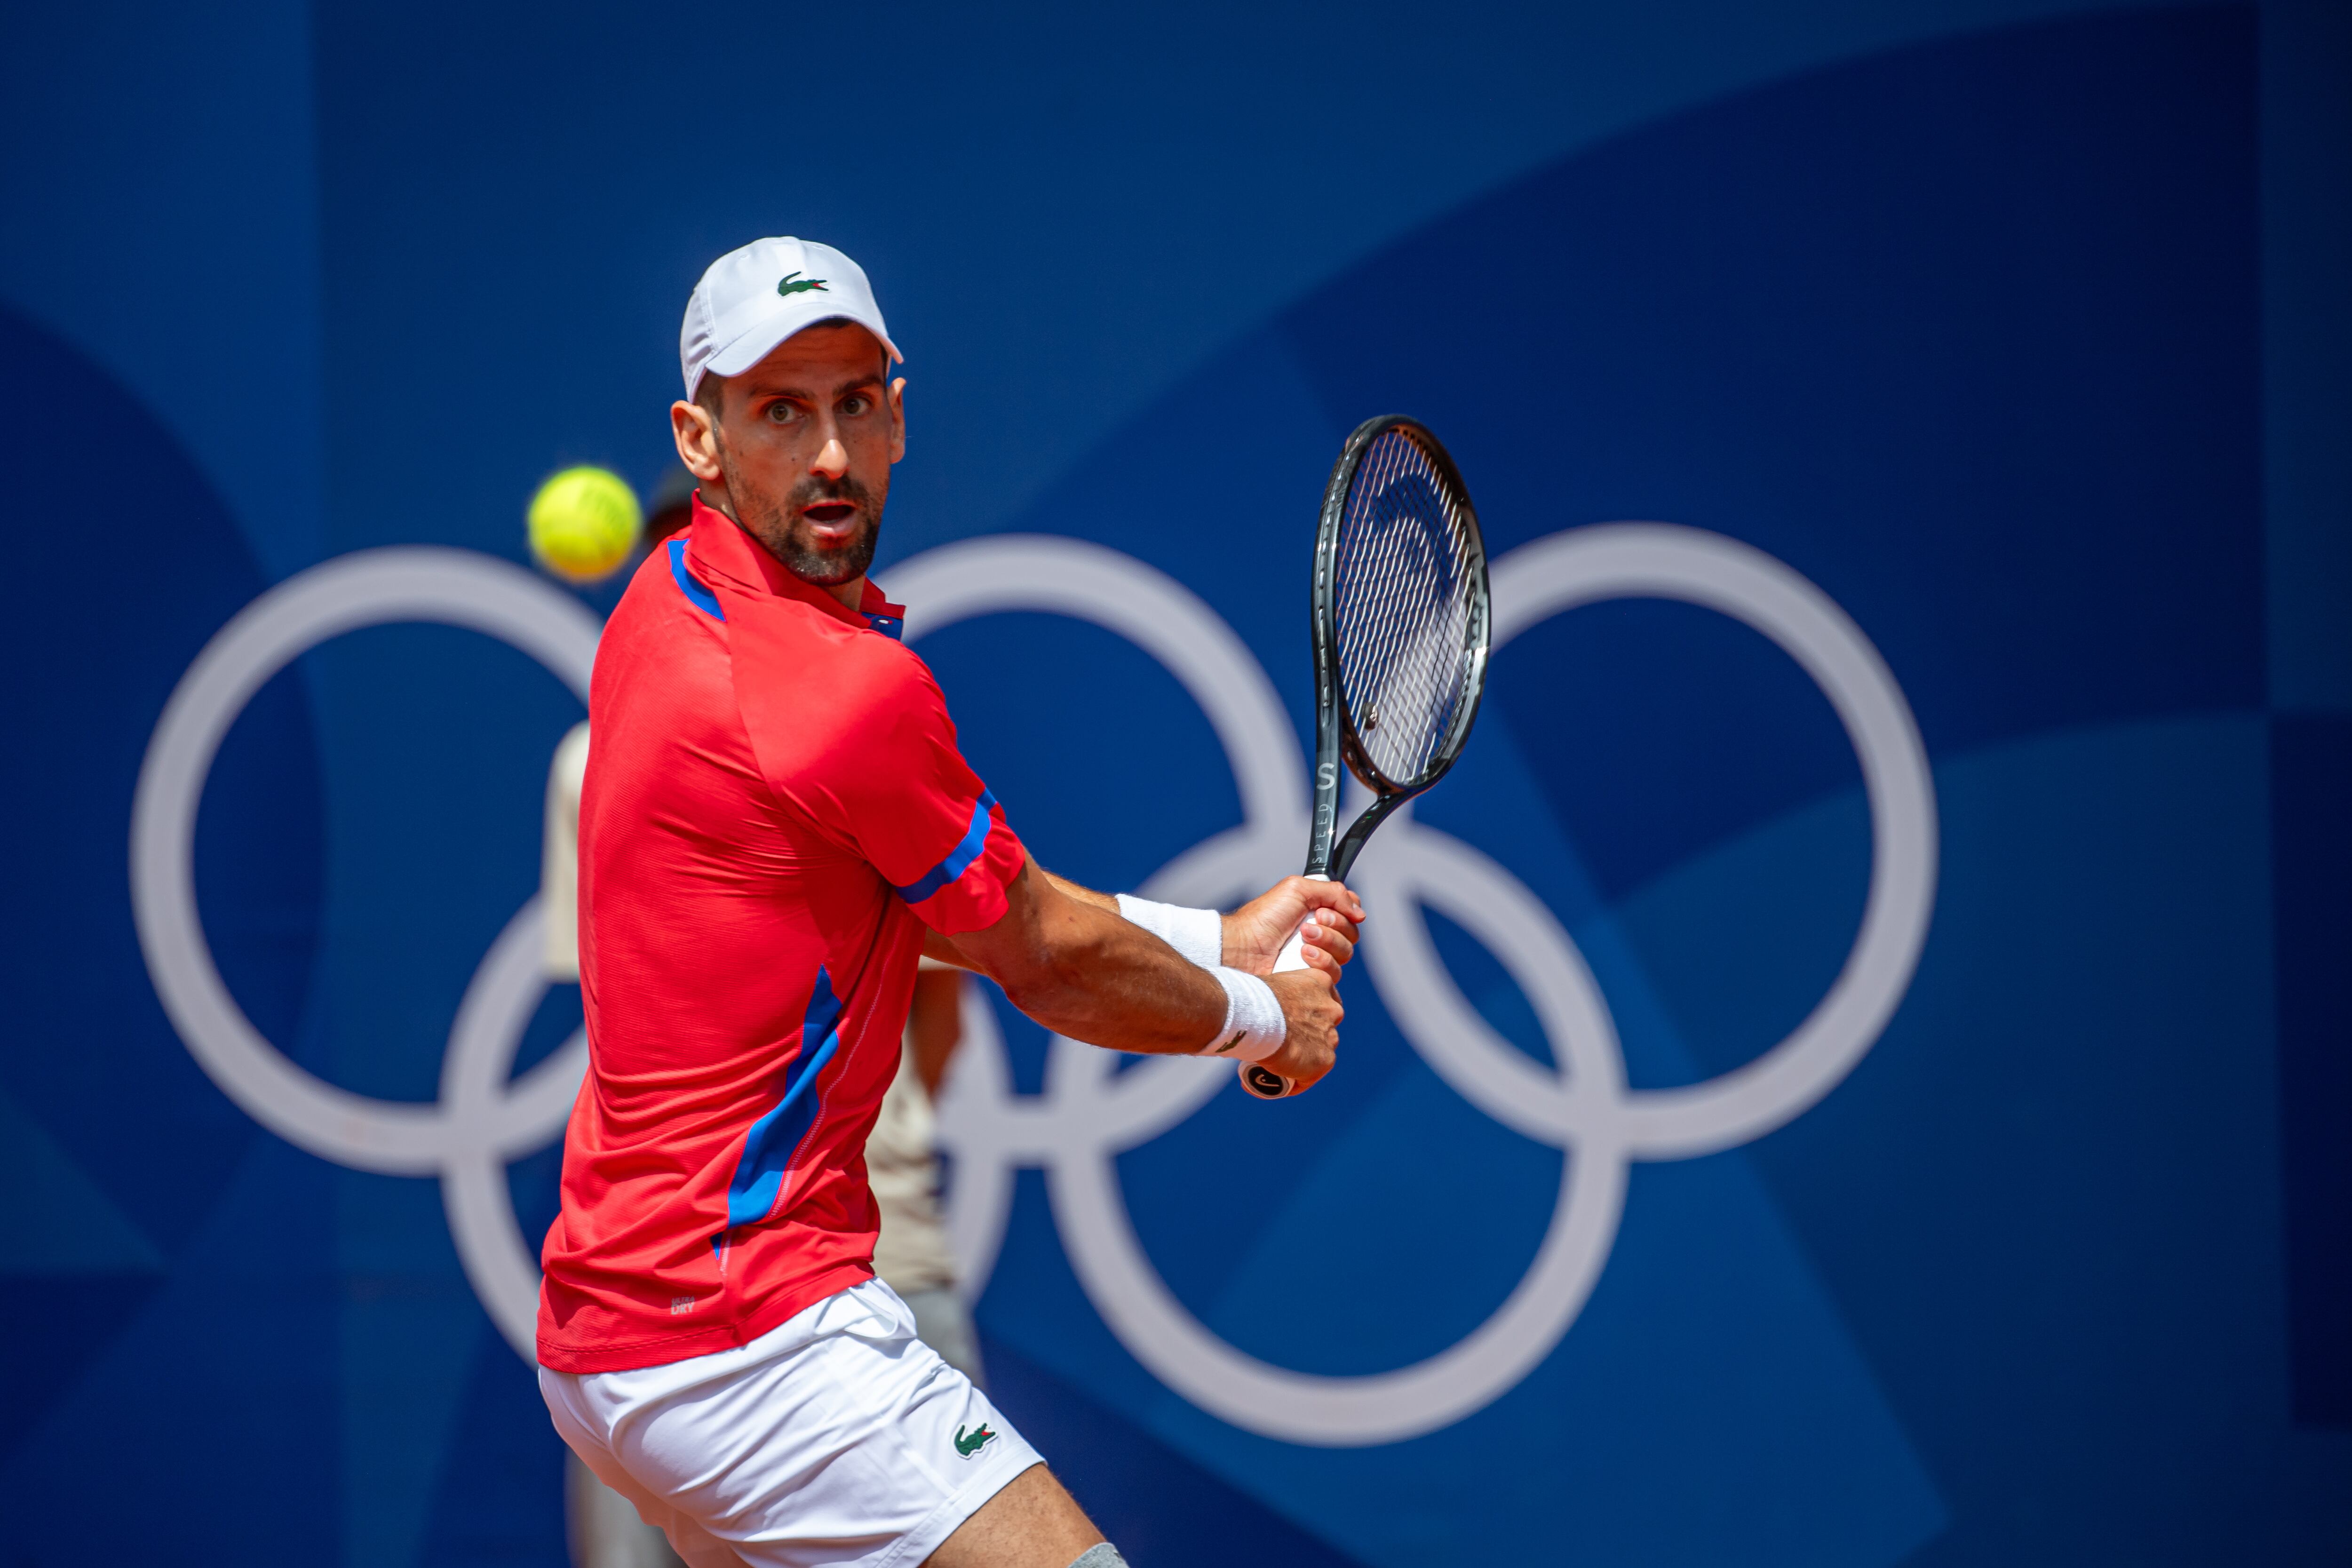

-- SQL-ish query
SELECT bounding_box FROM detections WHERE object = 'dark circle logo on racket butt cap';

[1242,1064,1291,1098]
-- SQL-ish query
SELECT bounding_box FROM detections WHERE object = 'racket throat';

[1327,792,1408,884]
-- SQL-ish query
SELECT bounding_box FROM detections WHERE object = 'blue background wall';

[2,2,2347,1563]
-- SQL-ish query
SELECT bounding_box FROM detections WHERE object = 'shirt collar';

[684,492,906,637]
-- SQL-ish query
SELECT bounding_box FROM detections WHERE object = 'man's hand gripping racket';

[1246,414,1492,1099]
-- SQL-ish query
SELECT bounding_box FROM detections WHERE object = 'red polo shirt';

[536,496,1024,1373]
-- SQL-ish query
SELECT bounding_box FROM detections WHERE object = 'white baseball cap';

[679,236,901,401]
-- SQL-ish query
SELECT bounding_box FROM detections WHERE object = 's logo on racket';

[1250,415,1491,1099]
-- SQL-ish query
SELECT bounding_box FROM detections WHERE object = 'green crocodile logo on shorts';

[954,1423,997,1458]
[777,271,830,297]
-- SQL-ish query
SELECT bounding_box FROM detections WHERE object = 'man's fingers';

[1296,878,1367,924]
[1276,875,1365,924]
[1301,921,1355,967]
[1308,913,1359,945]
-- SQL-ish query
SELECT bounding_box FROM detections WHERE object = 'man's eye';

[842,396,871,416]
[765,402,801,423]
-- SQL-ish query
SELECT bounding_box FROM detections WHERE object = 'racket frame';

[1303,414,1492,884]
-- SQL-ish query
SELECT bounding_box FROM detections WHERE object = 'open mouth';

[802,501,858,531]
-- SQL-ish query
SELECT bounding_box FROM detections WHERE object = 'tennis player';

[536,237,1362,1568]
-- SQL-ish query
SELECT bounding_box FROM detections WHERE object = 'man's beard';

[723,458,882,587]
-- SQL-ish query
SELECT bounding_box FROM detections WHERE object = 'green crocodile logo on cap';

[777,271,830,297]
[954,1423,996,1458]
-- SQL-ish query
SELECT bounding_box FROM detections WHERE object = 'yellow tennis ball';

[527,466,643,583]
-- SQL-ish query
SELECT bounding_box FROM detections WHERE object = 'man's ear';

[887,377,907,464]
[672,398,725,483]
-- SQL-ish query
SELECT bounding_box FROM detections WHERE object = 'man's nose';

[813,438,850,481]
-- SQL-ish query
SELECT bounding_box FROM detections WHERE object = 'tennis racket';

[1245,414,1491,1099]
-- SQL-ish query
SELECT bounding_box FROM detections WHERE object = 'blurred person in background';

[869,956,985,1383]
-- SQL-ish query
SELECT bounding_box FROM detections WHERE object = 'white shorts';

[540,1279,1043,1568]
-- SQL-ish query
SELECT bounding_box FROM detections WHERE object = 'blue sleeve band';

[893,789,999,905]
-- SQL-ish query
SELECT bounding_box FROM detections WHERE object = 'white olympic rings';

[132,525,1937,1434]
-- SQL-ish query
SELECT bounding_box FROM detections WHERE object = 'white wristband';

[1113,893,1224,970]
[1202,967,1286,1063]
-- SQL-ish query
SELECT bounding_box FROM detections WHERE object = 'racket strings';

[1331,428,1477,786]
[1337,440,1462,772]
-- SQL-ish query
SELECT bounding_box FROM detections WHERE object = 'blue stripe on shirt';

[669,539,725,622]
[720,966,843,1232]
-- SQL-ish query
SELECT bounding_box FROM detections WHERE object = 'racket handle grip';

[1246,875,1331,1098]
